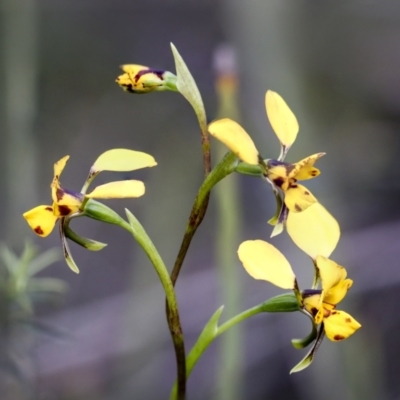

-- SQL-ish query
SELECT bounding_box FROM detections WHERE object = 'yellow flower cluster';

[23,149,157,273]
[208,91,361,371]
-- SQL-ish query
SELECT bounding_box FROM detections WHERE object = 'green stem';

[170,151,238,286]
[123,211,186,400]
[169,304,262,400]
[170,294,299,399]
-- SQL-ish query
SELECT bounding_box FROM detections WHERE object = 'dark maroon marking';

[331,311,337,315]
[124,84,135,93]
[34,226,44,235]
[56,188,64,201]
[267,159,288,168]
[311,171,317,176]
[311,307,318,315]
[121,83,147,94]
[134,69,165,83]
[58,205,72,216]
[62,188,84,201]
[291,184,298,188]
[304,191,310,195]
[345,318,351,323]
[273,177,285,188]
[334,335,345,341]
[88,170,97,179]
[45,206,53,211]
[302,289,321,297]
[294,204,302,212]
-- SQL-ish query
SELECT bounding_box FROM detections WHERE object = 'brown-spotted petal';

[291,153,325,180]
[284,183,317,213]
[324,310,361,341]
[23,205,58,237]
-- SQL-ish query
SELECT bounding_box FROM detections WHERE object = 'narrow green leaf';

[170,306,224,400]
[170,43,207,132]
[28,247,61,276]
[60,229,80,274]
[28,277,69,294]
[267,190,283,226]
[290,326,325,374]
[64,224,107,251]
[0,243,19,273]
[291,309,318,349]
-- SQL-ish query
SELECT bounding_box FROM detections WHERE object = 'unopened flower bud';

[116,64,178,94]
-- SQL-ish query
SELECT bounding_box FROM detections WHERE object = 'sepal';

[64,223,107,251]
[83,199,126,227]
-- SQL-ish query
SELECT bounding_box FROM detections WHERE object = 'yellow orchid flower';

[208,91,326,237]
[23,149,157,273]
[238,240,361,371]
[303,256,361,341]
[266,152,325,213]
[116,64,177,94]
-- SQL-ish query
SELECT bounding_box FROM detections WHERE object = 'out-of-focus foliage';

[0,242,66,397]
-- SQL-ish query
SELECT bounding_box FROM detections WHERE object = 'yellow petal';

[53,155,70,179]
[286,202,340,259]
[265,90,299,148]
[324,310,361,341]
[292,153,325,180]
[324,279,353,306]
[86,180,145,199]
[120,64,149,74]
[284,184,317,212]
[92,149,157,173]
[303,294,322,318]
[23,205,58,237]
[237,240,295,289]
[208,118,259,165]
[53,200,82,217]
[316,256,347,295]
[51,156,70,203]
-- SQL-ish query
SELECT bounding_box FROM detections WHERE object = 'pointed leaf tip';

[170,43,207,130]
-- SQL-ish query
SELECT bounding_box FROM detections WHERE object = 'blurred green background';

[1,1,399,399]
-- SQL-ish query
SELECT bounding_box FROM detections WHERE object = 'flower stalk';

[125,210,186,400]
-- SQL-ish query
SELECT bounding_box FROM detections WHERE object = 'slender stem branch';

[217,304,264,336]
[200,124,212,177]
[170,151,238,286]
[123,212,186,400]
